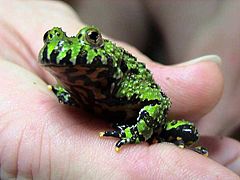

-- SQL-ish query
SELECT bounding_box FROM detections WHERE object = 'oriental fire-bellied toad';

[38,26,208,156]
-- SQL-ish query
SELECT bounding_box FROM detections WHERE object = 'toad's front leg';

[48,85,77,106]
[100,103,165,152]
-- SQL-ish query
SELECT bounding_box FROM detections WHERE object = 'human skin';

[0,1,239,179]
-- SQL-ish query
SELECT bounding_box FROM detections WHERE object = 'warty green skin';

[39,26,207,155]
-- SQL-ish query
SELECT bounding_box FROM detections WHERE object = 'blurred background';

[63,0,222,64]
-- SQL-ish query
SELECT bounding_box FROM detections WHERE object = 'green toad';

[39,26,208,156]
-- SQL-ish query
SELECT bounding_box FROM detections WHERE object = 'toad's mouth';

[39,49,88,67]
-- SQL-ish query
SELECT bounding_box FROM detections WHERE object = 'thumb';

[149,55,223,120]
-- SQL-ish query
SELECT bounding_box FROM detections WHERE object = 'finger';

[199,136,240,175]
[149,55,223,120]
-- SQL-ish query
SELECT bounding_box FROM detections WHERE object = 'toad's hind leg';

[159,119,208,156]
[100,103,166,152]
[48,85,77,106]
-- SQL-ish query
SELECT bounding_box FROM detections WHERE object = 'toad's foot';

[100,124,145,152]
[192,146,208,157]
[48,85,76,106]
[172,137,208,156]
[100,104,166,152]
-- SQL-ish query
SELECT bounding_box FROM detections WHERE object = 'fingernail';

[177,55,222,67]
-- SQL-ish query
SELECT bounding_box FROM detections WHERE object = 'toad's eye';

[43,30,55,43]
[43,28,63,43]
[86,29,103,47]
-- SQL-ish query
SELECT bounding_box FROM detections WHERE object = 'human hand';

[0,1,239,179]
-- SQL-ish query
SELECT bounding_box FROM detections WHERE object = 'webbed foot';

[99,125,143,152]
[192,146,208,157]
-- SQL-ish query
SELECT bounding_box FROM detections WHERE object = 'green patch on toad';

[39,26,208,156]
